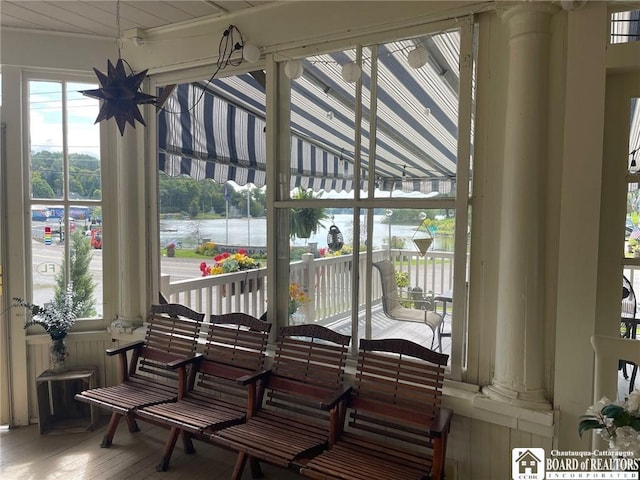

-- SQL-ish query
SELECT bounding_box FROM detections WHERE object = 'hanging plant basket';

[412,218,434,256]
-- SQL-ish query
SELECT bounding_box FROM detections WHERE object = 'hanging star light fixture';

[80,58,157,136]
[80,0,157,136]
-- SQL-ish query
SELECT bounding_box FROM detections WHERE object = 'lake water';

[160,213,454,251]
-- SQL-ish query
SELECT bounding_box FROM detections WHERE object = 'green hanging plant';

[289,188,328,240]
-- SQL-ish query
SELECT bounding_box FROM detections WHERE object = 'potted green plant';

[289,188,328,241]
[13,283,86,372]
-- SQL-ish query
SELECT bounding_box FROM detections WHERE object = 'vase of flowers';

[580,391,640,459]
[288,283,310,324]
[13,283,84,373]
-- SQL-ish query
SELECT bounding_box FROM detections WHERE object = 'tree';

[289,188,328,240]
[32,173,55,198]
[54,230,96,317]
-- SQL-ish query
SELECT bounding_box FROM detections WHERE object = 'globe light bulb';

[284,60,304,80]
[407,45,429,69]
[242,43,261,63]
[341,62,361,83]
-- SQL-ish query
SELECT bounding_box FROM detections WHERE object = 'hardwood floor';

[0,420,300,480]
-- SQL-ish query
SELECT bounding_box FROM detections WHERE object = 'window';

[27,78,103,318]
[279,20,475,376]
[611,10,640,45]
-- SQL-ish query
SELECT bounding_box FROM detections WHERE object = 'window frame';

[271,18,475,381]
[22,70,108,331]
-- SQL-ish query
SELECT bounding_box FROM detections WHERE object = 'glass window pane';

[289,208,355,327]
[369,208,454,362]
[289,48,359,199]
[371,30,460,199]
[28,79,103,319]
[30,209,101,317]
[29,81,63,200]
[611,10,640,45]
[67,82,101,200]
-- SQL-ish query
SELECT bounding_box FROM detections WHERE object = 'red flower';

[238,248,247,255]
[222,252,230,258]
[214,254,223,262]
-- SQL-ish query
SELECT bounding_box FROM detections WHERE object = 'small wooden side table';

[36,368,97,434]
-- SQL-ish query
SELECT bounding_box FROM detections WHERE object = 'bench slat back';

[194,313,271,398]
[136,304,204,381]
[348,338,448,447]
[265,324,350,418]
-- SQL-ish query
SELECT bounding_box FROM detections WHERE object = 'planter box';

[222,277,263,296]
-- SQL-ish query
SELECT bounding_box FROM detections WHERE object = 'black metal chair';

[621,275,638,393]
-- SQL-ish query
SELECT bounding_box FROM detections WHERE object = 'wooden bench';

[135,312,272,472]
[299,338,452,480]
[74,303,204,448]
[211,324,352,480]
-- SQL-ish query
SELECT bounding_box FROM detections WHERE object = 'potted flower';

[13,283,85,373]
[579,392,640,459]
[199,249,260,276]
[199,249,261,295]
[289,283,310,315]
[288,283,310,324]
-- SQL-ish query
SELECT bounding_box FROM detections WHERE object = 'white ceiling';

[0,1,273,38]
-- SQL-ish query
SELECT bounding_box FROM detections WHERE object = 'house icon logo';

[512,448,545,480]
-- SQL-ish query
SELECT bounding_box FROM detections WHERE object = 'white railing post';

[302,252,315,322]
[160,274,171,300]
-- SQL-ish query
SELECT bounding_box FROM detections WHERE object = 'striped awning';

[158,29,464,194]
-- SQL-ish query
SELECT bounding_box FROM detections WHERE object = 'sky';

[29,80,101,159]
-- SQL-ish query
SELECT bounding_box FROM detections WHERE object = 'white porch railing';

[162,248,456,322]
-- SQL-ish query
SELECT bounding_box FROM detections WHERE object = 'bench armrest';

[237,369,271,386]
[105,340,144,356]
[429,407,453,437]
[319,385,353,410]
[166,352,203,370]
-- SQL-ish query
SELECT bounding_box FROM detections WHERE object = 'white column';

[112,129,145,331]
[482,3,557,409]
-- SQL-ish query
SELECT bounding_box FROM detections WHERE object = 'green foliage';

[14,283,85,340]
[289,188,328,240]
[395,270,409,288]
[55,231,96,317]
[31,151,101,199]
[32,173,55,198]
[390,236,405,248]
[158,176,267,218]
[195,241,217,256]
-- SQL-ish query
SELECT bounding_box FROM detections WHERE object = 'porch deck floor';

[0,421,300,480]
[320,304,452,357]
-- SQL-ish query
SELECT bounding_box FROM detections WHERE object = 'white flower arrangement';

[580,391,640,458]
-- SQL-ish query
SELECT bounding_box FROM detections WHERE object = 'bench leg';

[250,457,264,478]
[124,413,140,433]
[100,413,122,448]
[182,430,196,454]
[231,452,248,480]
[157,427,181,472]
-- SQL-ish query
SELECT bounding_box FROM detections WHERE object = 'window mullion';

[451,16,475,381]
